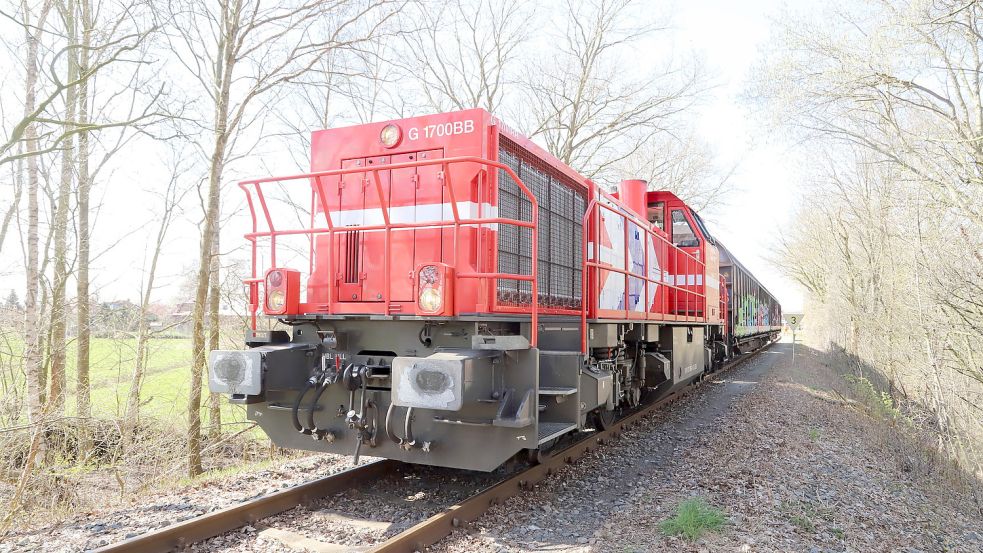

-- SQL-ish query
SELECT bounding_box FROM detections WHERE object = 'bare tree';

[47,0,81,415]
[401,0,529,114]
[170,0,404,477]
[0,0,162,169]
[620,131,735,212]
[758,0,983,226]
[79,3,172,433]
[123,146,193,443]
[523,0,704,181]
[75,0,93,426]
[761,0,983,478]
[2,0,163,423]
[17,0,54,424]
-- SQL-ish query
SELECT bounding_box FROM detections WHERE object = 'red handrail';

[579,193,707,354]
[238,156,540,347]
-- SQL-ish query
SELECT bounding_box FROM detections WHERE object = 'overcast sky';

[672,0,809,312]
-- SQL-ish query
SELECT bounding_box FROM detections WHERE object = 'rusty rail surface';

[95,342,774,553]
[92,460,400,553]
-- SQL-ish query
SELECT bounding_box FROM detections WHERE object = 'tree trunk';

[188,138,225,476]
[124,176,174,445]
[207,224,221,439]
[180,0,393,475]
[48,0,78,416]
[187,0,235,478]
[22,0,50,424]
[125,313,149,444]
[75,0,93,435]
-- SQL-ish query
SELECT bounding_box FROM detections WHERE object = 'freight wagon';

[719,244,782,352]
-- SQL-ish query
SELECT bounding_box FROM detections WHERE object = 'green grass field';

[70,337,190,418]
[1,335,251,429]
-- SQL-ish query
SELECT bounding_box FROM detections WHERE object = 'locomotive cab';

[645,191,723,326]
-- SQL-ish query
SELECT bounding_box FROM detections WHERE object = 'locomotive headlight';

[415,263,453,315]
[380,124,401,148]
[419,287,441,312]
[267,289,286,311]
[417,263,449,314]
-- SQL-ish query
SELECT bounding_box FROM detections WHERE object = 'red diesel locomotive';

[208,108,781,471]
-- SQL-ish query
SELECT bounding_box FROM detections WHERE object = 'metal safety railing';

[237,156,541,346]
[580,190,707,353]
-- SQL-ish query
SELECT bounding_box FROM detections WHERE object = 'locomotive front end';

[207,109,585,471]
[209,321,547,471]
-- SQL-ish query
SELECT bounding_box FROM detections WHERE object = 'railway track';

[93,343,772,553]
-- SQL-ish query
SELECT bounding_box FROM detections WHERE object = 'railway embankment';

[436,336,982,552]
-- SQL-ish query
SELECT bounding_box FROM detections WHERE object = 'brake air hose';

[292,375,318,434]
[385,402,400,444]
[403,406,415,447]
[307,377,331,436]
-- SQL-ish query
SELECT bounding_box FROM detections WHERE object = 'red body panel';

[238,109,720,349]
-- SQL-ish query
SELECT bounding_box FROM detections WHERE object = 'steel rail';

[91,460,401,553]
[94,341,774,553]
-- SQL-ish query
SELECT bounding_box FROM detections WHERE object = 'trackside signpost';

[785,313,804,364]
[786,313,803,331]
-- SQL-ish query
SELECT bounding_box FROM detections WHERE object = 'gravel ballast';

[435,338,982,552]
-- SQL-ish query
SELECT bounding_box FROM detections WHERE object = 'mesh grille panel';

[496,138,586,309]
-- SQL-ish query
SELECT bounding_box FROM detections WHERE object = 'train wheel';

[592,408,616,431]
[528,438,559,464]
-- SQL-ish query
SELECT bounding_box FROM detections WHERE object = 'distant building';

[169,300,242,335]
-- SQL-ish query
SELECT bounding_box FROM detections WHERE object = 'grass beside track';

[0,334,252,427]
[659,497,727,541]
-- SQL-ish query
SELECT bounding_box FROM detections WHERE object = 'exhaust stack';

[617,179,648,220]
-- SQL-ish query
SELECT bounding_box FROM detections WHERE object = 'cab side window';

[671,209,699,247]
[647,201,665,231]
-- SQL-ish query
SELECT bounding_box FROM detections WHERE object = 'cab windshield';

[671,209,699,247]
[691,211,715,245]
